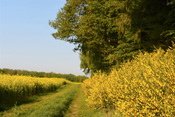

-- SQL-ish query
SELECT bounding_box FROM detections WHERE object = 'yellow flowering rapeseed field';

[83,47,175,116]
[0,74,69,104]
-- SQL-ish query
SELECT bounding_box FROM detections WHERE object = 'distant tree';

[0,68,87,82]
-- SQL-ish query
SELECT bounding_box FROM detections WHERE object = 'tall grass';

[83,47,175,116]
[0,74,69,108]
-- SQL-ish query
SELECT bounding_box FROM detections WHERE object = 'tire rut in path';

[65,86,83,117]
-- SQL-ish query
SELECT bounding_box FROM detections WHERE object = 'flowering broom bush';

[83,47,175,116]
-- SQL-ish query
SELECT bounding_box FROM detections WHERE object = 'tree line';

[49,0,175,75]
[0,68,87,82]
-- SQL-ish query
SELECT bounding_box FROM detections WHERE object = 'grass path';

[0,84,80,117]
[65,85,82,117]
[0,84,117,117]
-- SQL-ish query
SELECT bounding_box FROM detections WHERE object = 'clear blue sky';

[0,0,85,76]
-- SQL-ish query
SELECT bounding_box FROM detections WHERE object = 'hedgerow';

[83,46,175,116]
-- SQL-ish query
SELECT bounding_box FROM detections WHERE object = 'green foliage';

[0,68,87,82]
[50,0,175,74]
[128,0,175,50]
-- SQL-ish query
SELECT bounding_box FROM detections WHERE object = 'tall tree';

[50,0,175,74]
[50,0,123,74]
[128,0,175,51]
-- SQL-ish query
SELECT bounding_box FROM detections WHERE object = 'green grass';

[1,84,121,117]
[0,84,80,117]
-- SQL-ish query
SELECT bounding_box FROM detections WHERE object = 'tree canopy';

[49,0,175,75]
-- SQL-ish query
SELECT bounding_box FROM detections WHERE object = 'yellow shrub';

[83,47,175,116]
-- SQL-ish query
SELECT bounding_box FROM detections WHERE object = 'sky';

[0,0,85,76]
